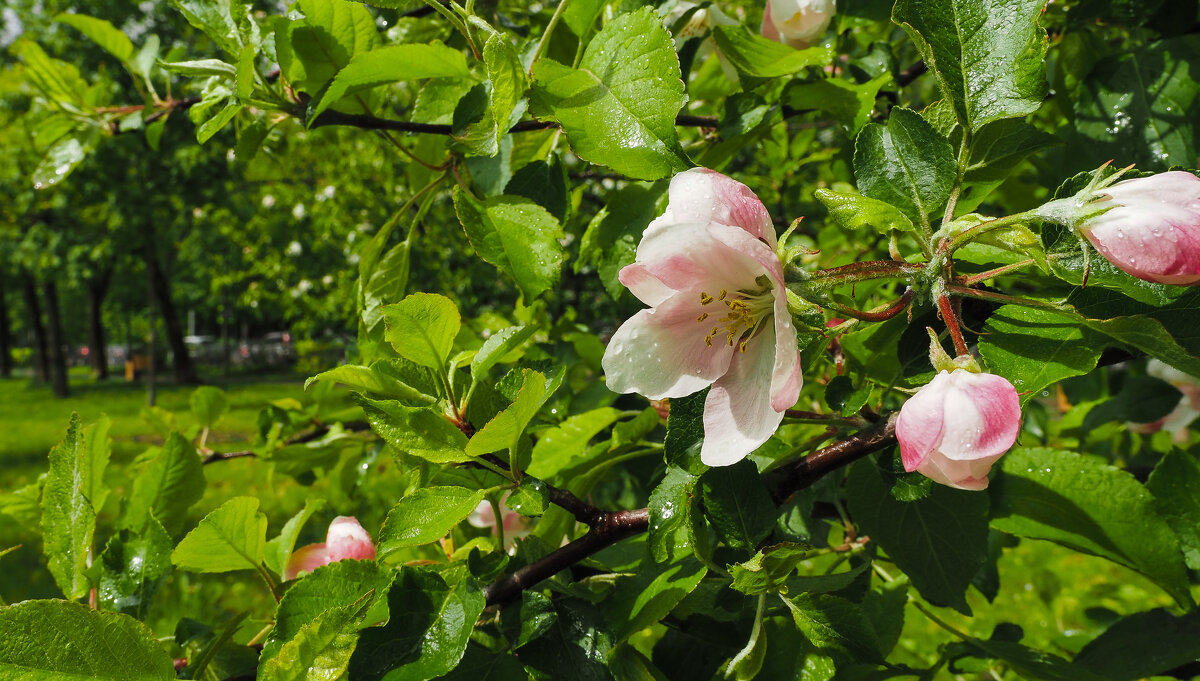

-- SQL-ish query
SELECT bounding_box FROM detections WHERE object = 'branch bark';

[310,111,719,135]
[483,414,899,606]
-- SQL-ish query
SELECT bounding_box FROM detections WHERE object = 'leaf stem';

[936,292,970,356]
[531,0,572,72]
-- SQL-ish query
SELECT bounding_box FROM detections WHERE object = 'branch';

[483,414,899,606]
[896,61,927,87]
[309,111,720,135]
[200,420,370,464]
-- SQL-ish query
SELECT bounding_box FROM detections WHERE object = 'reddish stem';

[937,294,971,356]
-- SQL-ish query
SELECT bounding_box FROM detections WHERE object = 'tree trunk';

[42,280,69,398]
[22,274,49,383]
[0,284,12,379]
[148,255,198,384]
[87,269,112,380]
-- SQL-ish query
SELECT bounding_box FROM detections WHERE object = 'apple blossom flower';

[1130,359,1200,441]
[761,0,836,49]
[285,516,376,580]
[897,369,1021,490]
[601,168,801,466]
[468,496,531,551]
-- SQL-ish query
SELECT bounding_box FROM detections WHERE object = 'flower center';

[696,276,775,352]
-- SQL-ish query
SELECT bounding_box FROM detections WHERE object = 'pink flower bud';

[285,516,376,580]
[896,370,1021,490]
[1079,171,1200,285]
[761,0,836,49]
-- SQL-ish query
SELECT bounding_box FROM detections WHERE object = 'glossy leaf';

[377,486,485,556]
[466,369,554,457]
[355,395,470,464]
[1074,608,1200,680]
[712,26,833,78]
[41,414,106,600]
[94,515,173,619]
[530,7,688,181]
[978,306,1103,405]
[259,597,372,681]
[700,460,775,553]
[853,107,957,228]
[816,188,917,236]
[264,498,327,579]
[782,593,883,664]
[121,432,206,536]
[1147,449,1200,570]
[382,292,461,371]
[171,496,269,573]
[990,448,1193,607]
[310,43,471,119]
[54,13,134,62]
[453,189,565,300]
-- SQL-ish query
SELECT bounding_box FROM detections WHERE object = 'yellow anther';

[697,312,709,323]
[739,340,748,353]
[699,292,714,305]
[718,289,727,301]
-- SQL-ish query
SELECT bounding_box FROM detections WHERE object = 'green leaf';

[261,560,393,668]
[282,0,381,96]
[171,496,268,573]
[471,325,535,380]
[436,643,527,681]
[602,556,707,642]
[305,362,435,404]
[664,391,709,475]
[508,478,549,516]
[196,99,242,143]
[785,74,890,135]
[42,414,102,599]
[15,40,91,113]
[1068,287,1200,378]
[121,432,206,536]
[977,306,1103,405]
[260,596,372,681]
[782,593,884,664]
[1070,36,1200,172]
[962,638,1114,681]
[815,188,916,236]
[506,158,569,223]
[729,543,815,595]
[724,601,767,681]
[382,292,461,371]
[347,568,485,681]
[158,58,237,78]
[963,119,1059,184]
[990,448,1193,608]
[32,135,91,190]
[453,189,565,300]
[530,7,689,181]
[264,498,327,579]
[311,43,471,119]
[846,459,989,613]
[54,13,134,62]
[648,466,704,564]
[0,600,175,680]
[355,395,470,464]
[170,0,260,57]
[499,591,557,650]
[700,459,776,552]
[853,107,957,228]
[712,25,834,78]
[94,515,173,619]
[892,0,1048,131]
[518,600,614,681]
[1082,375,1181,430]
[1074,608,1200,680]
[190,386,228,429]
[1147,449,1200,570]
[466,369,555,457]
[576,182,667,298]
[456,35,528,157]
[528,407,622,481]
[377,486,486,556]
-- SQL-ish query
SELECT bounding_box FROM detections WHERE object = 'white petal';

[700,332,783,466]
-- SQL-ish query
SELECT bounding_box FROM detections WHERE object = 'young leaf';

[305,362,435,405]
[712,26,833,78]
[347,568,485,680]
[990,448,1193,608]
[281,0,381,97]
[530,6,689,181]
[376,486,486,556]
[355,395,471,463]
[54,13,134,63]
[648,465,703,564]
[466,369,555,457]
[259,596,372,681]
[471,325,535,380]
[382,292,461,371]
[853,106,957,229]
[0,600,176,680]
[310,43,472,119]
[782,594,884,664]
[190,385,229,429]
[892,0,1048,132]
[700,459,776,553]
[453,189,565,300]
[601,556,707,642]
[121,432,206,536]
[94,515,173,619]
[171,496,269,573]
[264,498,327,578]
[41,414,103,600]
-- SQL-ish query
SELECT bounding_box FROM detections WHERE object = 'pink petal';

[700,332,785,466]
[915,453,998,491]
[285,542,331,580]
[661,169,776,246]
[325,516,376,561]
[623,220,773,304]
[937,372,1021,460]
[603,292,737,400]
[896,371,951,472]
[707,222,785,286]
[1085,172,1200,285]
[770,290,802,411]
[761,1,782,42]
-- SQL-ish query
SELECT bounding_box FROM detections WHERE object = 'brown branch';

[896,61,927,87]
[309,111,720,135]
[483,414,899,606]
[200,420,370,464]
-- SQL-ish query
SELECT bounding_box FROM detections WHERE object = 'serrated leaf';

[171,496,268,573]
[499,591,557,650]
[260,596,372,681]
[576,182,667,298]
[853,107,956,228]
[453,189,565,300]
[355,395,470,463]
[55,13,133,62]
[815,188,917,236]
[892,0,1048,132]
[471,325,535,380]
[978,306,1103,405]
[41,414,99,599]
[306,362,435,405]
[94,515,173,619]
[283,0,381,96]
[528,407,623,481]
[665,391,709,475]
[846,459,989,613]
[377,486,485,556]
[700,459,775,553]
[347,568,485,681]
[530,7,688,181]
[786,74,890,135]
[261,560,393,668]
[121,432,206,536]
[0,600,175,680]
[467,369,555,457]
[602,557,707,642]
[158,58,237,78]
[990,447,1193,608]
[170,0,260,57]
[311,43,471,119]
[1147,449,1200,570]
[712,25,833,78]
[1069,288,1200,378]
[382,292,460,370]
[729,543,814,595]
[782,593,883,664]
